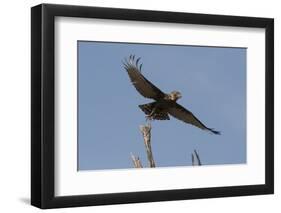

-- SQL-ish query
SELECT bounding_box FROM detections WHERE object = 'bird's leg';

[145,107,157,121]
[145,116,152,121]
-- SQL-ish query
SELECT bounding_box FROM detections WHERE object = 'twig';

[140,123,155,168]
[130,152,143,168]
[191,153,195,166]
[193,149,202,166]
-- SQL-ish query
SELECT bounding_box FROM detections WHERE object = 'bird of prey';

[123,55,220,135]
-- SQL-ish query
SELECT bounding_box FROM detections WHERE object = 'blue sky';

[78,41,246,171]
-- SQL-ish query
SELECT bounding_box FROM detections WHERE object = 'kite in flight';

[123,55,220,135]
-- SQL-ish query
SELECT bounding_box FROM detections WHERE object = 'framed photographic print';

[31,3,274,209]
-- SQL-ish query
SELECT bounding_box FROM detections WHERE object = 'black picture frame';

[31,3,274,209]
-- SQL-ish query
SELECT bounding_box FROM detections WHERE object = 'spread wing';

[168,103,220,135]
[123,55,165,100]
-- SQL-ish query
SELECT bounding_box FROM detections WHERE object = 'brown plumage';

[123,55,220,135]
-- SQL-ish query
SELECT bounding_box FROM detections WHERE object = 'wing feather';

[168,103,220,135]
[123,56,165,100]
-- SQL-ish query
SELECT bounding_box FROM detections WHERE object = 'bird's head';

[169,91,182,101]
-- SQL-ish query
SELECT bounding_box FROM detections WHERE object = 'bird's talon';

[145,115,153,121]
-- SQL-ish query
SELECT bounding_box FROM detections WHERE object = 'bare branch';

[194,149,202,166]
[130,152,143,168]
[191,153,195,166]
[140,123,155,168]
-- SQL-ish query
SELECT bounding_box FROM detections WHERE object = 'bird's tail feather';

[138,102,156,115]
[139,102,170,120]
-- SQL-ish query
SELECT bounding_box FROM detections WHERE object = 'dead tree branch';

[191,153,195,166]
[140,123,156,168]
[192,149,202,166]
[130,152,143,168]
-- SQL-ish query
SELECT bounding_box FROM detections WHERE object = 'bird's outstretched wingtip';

[209,128,221,135]
[122,55,142,71]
